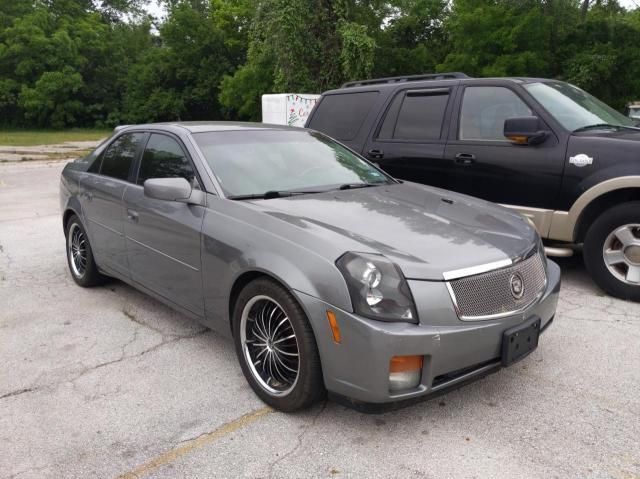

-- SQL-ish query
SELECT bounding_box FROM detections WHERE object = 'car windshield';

[193,129,392,197]
[524,81,635,131]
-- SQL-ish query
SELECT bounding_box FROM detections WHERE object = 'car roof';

[116,121,302,134]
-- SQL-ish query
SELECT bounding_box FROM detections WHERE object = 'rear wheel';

[583,202,640,301]
[65,215,105,287]
[232,278,324,411]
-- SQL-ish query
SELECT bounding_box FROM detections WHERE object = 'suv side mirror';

[504,116,548,145]
[144,178,205,205]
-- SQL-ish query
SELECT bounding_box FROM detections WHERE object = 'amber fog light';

[389,355,423,392]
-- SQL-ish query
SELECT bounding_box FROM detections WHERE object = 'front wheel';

[232,278,325,411]
[584,202,640,301]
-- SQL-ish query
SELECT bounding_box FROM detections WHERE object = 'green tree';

[0,0,152,127]
[373,0,449,77]
[123,0,252,123]
[20,67,84,128]
[219,0,379,120]
[560,4,640,108]
[437,0,575,77]
[1,0,639,127]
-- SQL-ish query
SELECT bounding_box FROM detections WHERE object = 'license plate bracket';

[501,316,541,367]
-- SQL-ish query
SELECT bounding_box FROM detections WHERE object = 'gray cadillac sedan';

[60,122,560,412]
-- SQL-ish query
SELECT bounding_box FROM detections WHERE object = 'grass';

[0,129,111,146]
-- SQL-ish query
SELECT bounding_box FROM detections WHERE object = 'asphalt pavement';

[1,160,638,479]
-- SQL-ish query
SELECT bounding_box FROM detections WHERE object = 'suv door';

[363,87,454,190]
[81,132,146,277]
[444,85,564,209]
[123,132,205,316]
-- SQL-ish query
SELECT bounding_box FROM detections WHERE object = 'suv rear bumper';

[294,259,560,407]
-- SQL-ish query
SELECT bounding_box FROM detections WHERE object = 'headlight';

[336,252,417,323]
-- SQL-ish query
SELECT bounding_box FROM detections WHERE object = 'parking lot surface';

[1,160,639,479]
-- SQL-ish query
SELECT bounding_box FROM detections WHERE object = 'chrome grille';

[447,252,547,320]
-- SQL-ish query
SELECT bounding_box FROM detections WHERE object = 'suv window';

[459,87,532,141]
[137,134,196,186]
[378,91,449,141]
[307,92,378,141]
[98,133,145,180]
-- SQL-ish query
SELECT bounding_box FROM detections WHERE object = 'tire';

[232,278,325,411]
[583,202,640,301]
[64,215,105,287]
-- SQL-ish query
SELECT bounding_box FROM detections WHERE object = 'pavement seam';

[116,406,273,479]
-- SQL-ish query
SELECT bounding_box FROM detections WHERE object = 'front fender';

[225,250,352,311]
[200,207,352,332]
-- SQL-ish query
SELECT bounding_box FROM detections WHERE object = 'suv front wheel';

[584,202,640,301]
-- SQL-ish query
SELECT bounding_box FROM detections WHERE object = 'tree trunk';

[581,0,589,19]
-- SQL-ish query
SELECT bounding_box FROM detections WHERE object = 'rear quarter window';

[307,91,378,141]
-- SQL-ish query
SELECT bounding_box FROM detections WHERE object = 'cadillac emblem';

[509,273,525,299]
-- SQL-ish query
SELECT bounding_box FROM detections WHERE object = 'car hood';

[246,182,538,280]
[572,127,640,142]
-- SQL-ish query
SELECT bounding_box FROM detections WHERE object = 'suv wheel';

[584,202,640,301]
[232,278,324,411]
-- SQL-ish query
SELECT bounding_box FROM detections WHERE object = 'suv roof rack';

[342,72,470,88]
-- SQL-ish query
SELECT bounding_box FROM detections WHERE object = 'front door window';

[459,87,532,141]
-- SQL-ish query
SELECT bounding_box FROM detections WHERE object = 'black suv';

[306,73,640,301]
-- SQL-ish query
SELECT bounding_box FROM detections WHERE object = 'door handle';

[455,153,476,165]
[367,149,385,159]
[126,209,139,222]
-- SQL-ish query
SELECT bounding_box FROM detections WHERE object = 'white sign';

[261,93,320,128]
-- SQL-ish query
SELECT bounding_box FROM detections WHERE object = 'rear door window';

[136,134,196,186]
[378,90,450,141]
[98,133,145,181]
[307,91,378,141]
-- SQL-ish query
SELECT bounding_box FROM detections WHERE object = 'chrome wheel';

[603,224,640,285]
[240,295,300,396]
[67,223,87,278]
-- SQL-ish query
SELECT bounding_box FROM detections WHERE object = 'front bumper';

[294,258,561,407]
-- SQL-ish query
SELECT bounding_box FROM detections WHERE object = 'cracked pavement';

[1,160,639,479]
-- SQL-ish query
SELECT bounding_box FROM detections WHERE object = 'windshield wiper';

[337,182,384,190]
[573,123,621,133]
[227,190,324,200]
[228,183,387,200]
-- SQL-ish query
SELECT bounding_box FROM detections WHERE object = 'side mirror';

[143,178,205,205]
[504,116,548,145]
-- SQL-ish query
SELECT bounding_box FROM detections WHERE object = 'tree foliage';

[0,0,639,127]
